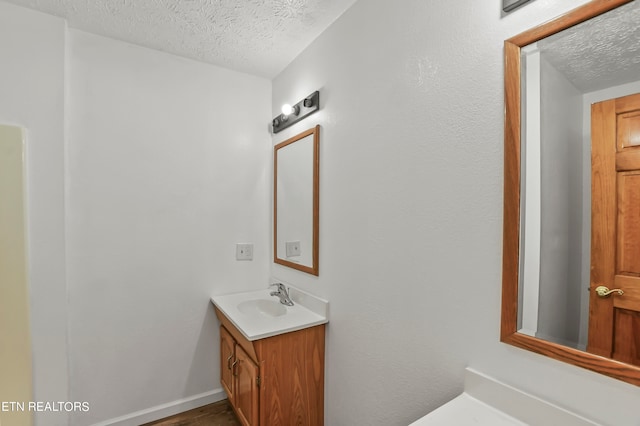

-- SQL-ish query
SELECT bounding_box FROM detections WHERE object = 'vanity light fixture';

[503,0,533,12]
[272,91,320,134]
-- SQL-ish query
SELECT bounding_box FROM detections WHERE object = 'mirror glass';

[502,0,640,386]
[274,125,319,276]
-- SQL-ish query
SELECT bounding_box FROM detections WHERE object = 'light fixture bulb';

[281,104,294,116]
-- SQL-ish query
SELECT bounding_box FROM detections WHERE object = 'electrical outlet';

[236,243,253,260]
[285,241,301,257]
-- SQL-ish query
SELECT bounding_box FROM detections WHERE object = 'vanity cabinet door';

[220,326,236,403]
[234,344,260,426]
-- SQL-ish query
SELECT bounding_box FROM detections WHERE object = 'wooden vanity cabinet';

[221,326,260,425]
[215,307,325,426]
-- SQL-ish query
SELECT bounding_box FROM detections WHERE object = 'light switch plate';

[503,0,533,12]
[285,241,301,257]
[236,243,253,260]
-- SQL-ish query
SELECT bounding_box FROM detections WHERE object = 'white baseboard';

[90,388,226,426]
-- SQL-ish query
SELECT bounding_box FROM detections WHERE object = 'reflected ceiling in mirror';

[536,2,640,92]
[501,0,640,386]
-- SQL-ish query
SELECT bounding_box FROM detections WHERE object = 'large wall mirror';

[502,0,640,386]
[274,125,319,276]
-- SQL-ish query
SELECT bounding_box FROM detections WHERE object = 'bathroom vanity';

[211,287,328,426]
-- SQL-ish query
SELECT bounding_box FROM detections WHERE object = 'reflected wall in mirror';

[501,0,640,386]
[274,125,319,276]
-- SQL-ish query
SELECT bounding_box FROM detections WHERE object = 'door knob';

[595,285,624,297]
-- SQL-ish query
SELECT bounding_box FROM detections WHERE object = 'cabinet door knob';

[232,359,239,377]
[227,354,234,370]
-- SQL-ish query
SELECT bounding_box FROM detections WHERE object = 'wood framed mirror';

[274,125,319,276]
[501,0,640,386]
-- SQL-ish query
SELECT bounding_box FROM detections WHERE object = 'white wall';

[65,30,271,424]
[537,55,583,348]
[0,3,69,425]
[1,3,272,422]
[519,45,541,336]
[271,0,640,425]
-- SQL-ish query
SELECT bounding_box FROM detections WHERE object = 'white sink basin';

[211,287,329,341]
[237,299,287,317]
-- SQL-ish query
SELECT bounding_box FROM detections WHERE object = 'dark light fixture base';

[503,0,533,13]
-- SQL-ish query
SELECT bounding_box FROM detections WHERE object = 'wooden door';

[220,326,236,403]
[234,345,260,426]
[589,92,640,365]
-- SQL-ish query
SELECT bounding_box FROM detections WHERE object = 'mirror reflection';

[502,0,640,387]
[518,0,640,356]
[274,125,319,276]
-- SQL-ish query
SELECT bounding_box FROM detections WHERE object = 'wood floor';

[142,399,241,426]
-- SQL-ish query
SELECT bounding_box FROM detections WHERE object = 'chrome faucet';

[270,283,294,306]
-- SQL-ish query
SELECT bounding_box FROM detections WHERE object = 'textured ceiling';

[537,1,640,93]
[4,0,358,78]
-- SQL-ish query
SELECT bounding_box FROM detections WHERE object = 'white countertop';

[409,369,599,426]
[211,287,329,341]
[410,393,526,425]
